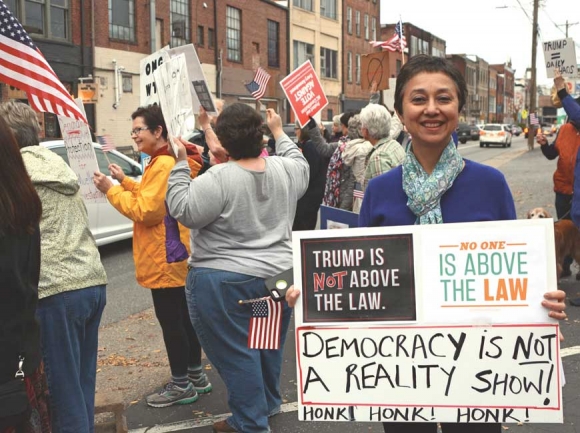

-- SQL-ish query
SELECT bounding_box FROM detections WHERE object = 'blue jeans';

[36,285,106,433]
[186,268,291,433]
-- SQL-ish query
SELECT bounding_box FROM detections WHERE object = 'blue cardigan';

[359,159,516,227]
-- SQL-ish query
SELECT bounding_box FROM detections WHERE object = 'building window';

[108,0,134,42]
[346,7,352,34]
[355,11,360,37]
[364,14,369,40]
[327,109,333,120]
[293,40,314,69]
[320,0,336,20]
[226,6,241,62]
[293,0,313,11]
[122,74,132,93]
[355,53,361,84]
[208,27,215,49]
[267,20,280,68]
[320,47,337,79]
[372,17,376,41]
[347,51,352,83]
[197,25,204,46]
[170,0,190,47]
[11,0,70,40]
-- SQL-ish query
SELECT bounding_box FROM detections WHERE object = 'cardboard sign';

[154,54,194,156]
[280,61,328,128]
[168,44,217,115]
[292,219,562,423]
[57,99,106,204]
[140,46,170,106]
[543,38,577,78]
[362,52,390,91]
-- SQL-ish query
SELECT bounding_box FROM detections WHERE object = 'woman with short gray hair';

[360,103,405,191]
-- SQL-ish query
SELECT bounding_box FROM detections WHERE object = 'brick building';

[447,54,478,124]
[342,0,380,112]
[491,63,515,124]
[1,0,289,145]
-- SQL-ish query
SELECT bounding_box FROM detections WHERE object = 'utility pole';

[527,0,539,151]
[558,20,579,38]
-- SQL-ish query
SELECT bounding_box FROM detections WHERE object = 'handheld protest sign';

[543,38,577,78]
[140,46,170,106]
[362,52,390,91]
[280,60,328,128]
[292,219,562,424]
[58,99,106,204]
[168,44,217,116]
[154,54,194,156]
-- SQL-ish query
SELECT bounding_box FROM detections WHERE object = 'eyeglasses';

[130,127,149,136]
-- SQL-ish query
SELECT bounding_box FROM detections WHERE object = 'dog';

[553,219,580,279]
[527,207,552,219]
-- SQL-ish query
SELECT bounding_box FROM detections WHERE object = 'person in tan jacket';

[93,104,210,408]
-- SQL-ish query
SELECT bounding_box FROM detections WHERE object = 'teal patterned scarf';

[402,139,463,224]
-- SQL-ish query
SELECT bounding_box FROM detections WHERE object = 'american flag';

[248,298,282,350]
[370,18,406,53]
[353,189,364,200]
[0,1,87,123]
[245,67,271,100]
[529,113,539,126]
[97,135,116,152]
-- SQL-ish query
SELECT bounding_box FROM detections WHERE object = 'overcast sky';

[379,0,580,86]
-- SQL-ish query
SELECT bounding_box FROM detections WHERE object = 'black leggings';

[383,423,501,433]
[151,287,202,378]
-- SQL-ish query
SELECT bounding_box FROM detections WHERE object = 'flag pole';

[400,17,406,66]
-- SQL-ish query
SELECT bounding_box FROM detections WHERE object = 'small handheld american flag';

[245,67,271,101]
[248,297,282,350]
[97,135,116,152]
[0,0,87,123]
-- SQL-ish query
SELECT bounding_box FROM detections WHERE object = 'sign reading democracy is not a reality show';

[292,219,562,424]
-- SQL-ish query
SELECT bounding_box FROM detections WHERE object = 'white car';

[42,140,142,246]
[479,124,512,148]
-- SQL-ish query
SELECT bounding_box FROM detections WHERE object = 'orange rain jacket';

[107,147,202,289]
[553,124,580,195]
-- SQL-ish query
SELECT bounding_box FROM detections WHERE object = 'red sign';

[280,61,328,128]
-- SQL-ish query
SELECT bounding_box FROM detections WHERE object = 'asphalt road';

[98,134,580,432]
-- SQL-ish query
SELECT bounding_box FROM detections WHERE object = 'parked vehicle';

[41,140,143,246]
[456,123,480,143]
[511,125,522,136]
[479,124,512,148]
[524,125,539,138]
[283,123,299,143]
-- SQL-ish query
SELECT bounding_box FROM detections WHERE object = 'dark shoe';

[561,268,572,278]
[212,420,237,432]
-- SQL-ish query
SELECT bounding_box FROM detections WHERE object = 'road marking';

[129,346,580,432]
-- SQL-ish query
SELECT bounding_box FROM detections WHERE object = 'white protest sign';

[154,53,194,156]
[140,46,170,106]
[543,38,577,78]
[297,324,561,423]
[57,99,106,204]
[291,219,562,423]
[168,44,217,115]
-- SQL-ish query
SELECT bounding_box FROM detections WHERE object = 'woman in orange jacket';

[93,105,211,408]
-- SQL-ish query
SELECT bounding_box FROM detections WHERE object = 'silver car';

[42,140,143,246]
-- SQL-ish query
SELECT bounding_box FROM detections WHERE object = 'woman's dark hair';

[214,103,263,159]
[0,116,42,236]
[340,111,355,128]
[394,54,467,116]
[131,104,168,141]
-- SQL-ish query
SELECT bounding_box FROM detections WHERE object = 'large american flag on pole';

[245,67,271,100]
[0,0,87,123]
[370,18,407,53]
[248,298,282,350]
